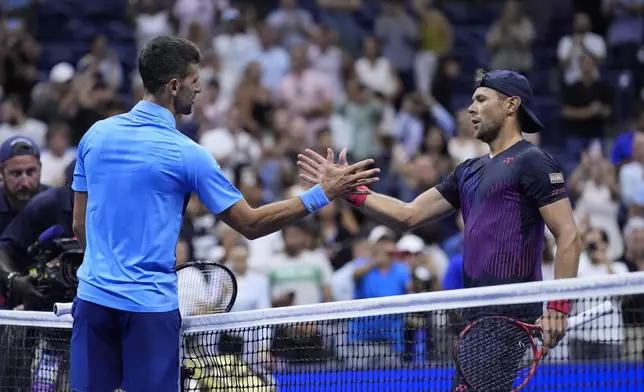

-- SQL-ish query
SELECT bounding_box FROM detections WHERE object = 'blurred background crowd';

[2,0,644,364]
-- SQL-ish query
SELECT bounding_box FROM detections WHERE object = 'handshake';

[296,148,379,208]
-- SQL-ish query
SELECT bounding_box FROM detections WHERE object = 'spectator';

[423,126,454,178]
[412,0,453,97]
[266,0,317,49]
[374,0,418,94]
[486,0,535,74]
[255,24,290,92]
[431,55,462,112]
[28,62,78,125]
[569,152,623,259]
[172,0,228,38]
[558,12,607,86]
[393,92,425,159]
[569,229,627,360]
[198,107,261,178]
[129,0,174,53]
[308,26,345,102]
[213,9,261,106]
[227,241,271,312]
[354,36,400,101]
[561,53,613,162]
[39,122,76,187]
[448,108,489,165]
[316,0,367,56]
[331,79,382,161]
[610,105,644,167]
[0,95,46,147]
[603,0,644,70]
[619,133,644,208]
[275,44,334,139]
[315,200,360,270]
[1,21,39,109]
[266,221,333,307]
[234,61,273,135]
[193,78,225,130]
[77,35,123,91]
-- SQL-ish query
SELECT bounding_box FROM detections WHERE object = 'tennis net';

[2,272,644,391]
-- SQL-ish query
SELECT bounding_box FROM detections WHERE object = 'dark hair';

[46,122,70,142]
[138,36,202,95]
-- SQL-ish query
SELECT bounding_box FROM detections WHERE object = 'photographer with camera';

[0,159,76,311]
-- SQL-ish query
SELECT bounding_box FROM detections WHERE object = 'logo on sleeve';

[549,173,564,184]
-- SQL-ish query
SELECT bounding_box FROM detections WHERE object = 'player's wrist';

[298,184,330,214]
[547,299,571,315]
[344,186,369,208]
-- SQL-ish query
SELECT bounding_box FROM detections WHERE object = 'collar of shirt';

[131,100,177,128]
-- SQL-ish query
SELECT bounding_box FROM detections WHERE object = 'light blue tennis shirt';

[72,101,243,312]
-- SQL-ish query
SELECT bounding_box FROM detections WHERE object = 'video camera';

[25,225,83,310]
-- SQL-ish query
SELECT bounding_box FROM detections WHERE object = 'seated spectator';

[486,0,535,74]
[611,106,644,167]
[619,133,644,209]
[227,241,271,312]
[561,53,613,163]
[308,26,345,102]
[255,24,290,92]
[77,35,123,91]
[193,78,226,130]
[275,45,334,140]
[448,109,489,165]
[234,61,273,135]
[266,0,317,49]
[129,0,174,53]
[39,122,76,187]
[29,62,78,125]
[557,12,606,86]
[172,0,225,37]
[412,0,453,97]
[354,36,400,101]
[603,0,644,71]
[315,200,360,270]
[213,9,260,106]
[0,94,46,147]
[374,0,418,94]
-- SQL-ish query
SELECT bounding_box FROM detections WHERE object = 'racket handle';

[53,302,73,317]
[567,300,613,330]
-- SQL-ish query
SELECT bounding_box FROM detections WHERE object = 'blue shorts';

[70,297,181,392]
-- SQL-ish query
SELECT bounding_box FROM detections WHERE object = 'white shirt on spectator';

[135,11,173,52]
[265,250,333,306]
[0,119,47,148]
[619,161,644,207]
[40,148,77,187]
[199,127,261,176]
[557,33,607,85]
[354,57,398,98]
[308,45,344,102]
[230,270,271,312]
[172,0,228,37]
[213,32,261,104]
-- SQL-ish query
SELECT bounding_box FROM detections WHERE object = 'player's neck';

[142,93,177,117]
[488,128,523,157]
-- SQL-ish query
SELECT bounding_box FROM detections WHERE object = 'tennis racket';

[455,301,613,392]
[54,260,237,317]
[176,260,237,316]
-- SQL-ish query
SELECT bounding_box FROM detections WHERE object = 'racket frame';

[175,260,239,313]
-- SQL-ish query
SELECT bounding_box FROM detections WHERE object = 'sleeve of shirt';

[183,144,243,215]
[434,164,462,209]
[0,197,46,264]
[71,136,87,192]
[520,151,568,208]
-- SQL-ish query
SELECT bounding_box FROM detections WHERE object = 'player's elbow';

[556,225,582,254]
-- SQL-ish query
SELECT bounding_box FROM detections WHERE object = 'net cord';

[1,272,643,332]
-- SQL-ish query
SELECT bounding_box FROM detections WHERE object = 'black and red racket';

[455,301,613,392]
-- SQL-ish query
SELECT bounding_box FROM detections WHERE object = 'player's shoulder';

[516,141,558,164]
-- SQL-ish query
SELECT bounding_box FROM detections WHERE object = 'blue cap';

[475,70,544,134]
[0,135,40,164]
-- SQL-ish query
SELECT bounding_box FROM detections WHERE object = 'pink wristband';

[344,186,369,208]
[547,300,571,315]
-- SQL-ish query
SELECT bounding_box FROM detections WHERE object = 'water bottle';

[31,346,61,392]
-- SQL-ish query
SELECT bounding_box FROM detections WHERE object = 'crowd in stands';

[2,0,644,365]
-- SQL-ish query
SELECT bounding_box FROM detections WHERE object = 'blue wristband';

[298,184,330,214]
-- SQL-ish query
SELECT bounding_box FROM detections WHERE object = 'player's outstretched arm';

[214,149,380,240]
[297,148,455,232]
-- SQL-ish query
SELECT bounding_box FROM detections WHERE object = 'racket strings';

[178,262,236,317]
[457,318,534,391]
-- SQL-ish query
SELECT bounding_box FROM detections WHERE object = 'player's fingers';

[303,148,327,164]
[326,148,335,165]
[299,174,318,184]
[297,154,323,170]
[345,158,376,173]
[339,148,349,166]
[350,168,381,180]
[296,161,318,177]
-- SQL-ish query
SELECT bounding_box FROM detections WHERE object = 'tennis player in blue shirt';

[69,36,379,392]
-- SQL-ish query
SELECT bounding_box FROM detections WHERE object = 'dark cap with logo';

[475,69,544,134]
[0,136,41,164]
